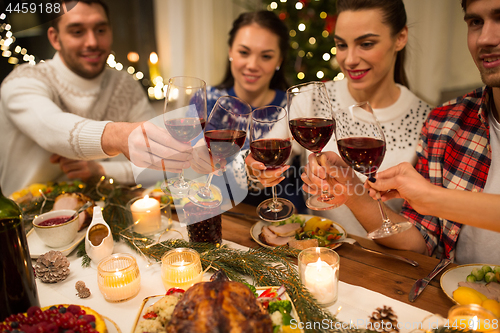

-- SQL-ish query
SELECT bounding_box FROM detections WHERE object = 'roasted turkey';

[167,271,273,333]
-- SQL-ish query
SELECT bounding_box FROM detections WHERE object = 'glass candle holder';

[183,202,222,245]
[298,247,339,307]
[161,248,203,291]
[448,304,499,333]
[127,196,162,235]
[97,253,141,302]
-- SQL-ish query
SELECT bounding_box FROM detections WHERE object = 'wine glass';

[335,101,412,239]
[250,106,295,222]
[287,81,337,210]
[162,76,207,197]
[188,95,252,208]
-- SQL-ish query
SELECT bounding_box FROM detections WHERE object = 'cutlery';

[70,201,93,220]
[409,258,451,302]
[331,238,419,267]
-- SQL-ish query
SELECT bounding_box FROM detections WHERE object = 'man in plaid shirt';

[302,0,500,263]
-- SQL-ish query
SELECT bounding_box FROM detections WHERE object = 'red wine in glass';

[250,139,292,169]
[165,118,206,143]
[250,106,295,222]
[289,118,335,153]
[335,101,412,239]
[287,81,337,211]
[204,129,246,160]
[337,137,386,176]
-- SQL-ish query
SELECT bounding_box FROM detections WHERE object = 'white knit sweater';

[0,53,155,196]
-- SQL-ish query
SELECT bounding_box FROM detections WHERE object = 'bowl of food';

[32,209,79,248]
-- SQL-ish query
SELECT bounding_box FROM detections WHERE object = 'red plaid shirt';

[401,86,492,260]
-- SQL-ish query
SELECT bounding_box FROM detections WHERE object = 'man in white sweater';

[0,0,192,196]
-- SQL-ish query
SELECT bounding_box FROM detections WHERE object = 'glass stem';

[315,152,334,201]
[178,169,185,184]
[375,192,391,226]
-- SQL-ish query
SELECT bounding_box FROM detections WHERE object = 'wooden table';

[220,203,456,318]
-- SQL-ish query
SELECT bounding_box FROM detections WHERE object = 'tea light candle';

[130,195,161,234]
[304,258,337,305]
[161,248,203,291]
[448,304,500,333]
[97,254,141,302]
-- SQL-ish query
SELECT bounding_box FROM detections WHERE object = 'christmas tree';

[263,0,342,85]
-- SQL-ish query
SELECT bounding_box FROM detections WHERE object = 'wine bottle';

[0,187,40,321]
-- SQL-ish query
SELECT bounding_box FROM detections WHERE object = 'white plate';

[440,263,497,303]
[132,287,303,332]
[250,214,347,249]
[102,316,121,333]
[26,227,87,258]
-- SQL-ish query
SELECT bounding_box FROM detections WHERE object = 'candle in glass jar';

[130,195,161,234]
[161,248,203,291]
[97,254,141,302]
[304,258,337,305]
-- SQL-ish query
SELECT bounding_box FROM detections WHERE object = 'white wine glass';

[250,106,295,222]
[188,95,252,208]
[162,76,207,197]
[335,101,412,239]
[287,81,337,210]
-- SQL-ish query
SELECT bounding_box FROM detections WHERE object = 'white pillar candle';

[304,258,337,305]
[130,195,161,234]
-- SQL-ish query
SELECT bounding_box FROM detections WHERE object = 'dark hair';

[336,0,409,88]
[461,0,467,11]
[50,0,110,31]
[216,10,289,91]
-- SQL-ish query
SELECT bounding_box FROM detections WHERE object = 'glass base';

[306,194,338,211]
[188,182,223,208]
[161,178,191,198]
[257,198,295,222]
[367,221,413,239]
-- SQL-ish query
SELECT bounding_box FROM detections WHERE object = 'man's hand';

[50,154,104,181]
[102,121,193,173]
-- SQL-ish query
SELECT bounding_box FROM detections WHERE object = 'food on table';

[37,216,72,227]
[11,183,47,203]
[258,216,343,248]
[52,193,94,231]
[134,289,185,333]
[0,304,107,333]
[167,271,273,333]
[453,286,500,317]
[268,223,301,237]
[457,282,500,302]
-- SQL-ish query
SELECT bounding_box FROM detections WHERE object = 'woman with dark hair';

[199,10,306,212]
[247,0,433,235]
[207,10,289,117]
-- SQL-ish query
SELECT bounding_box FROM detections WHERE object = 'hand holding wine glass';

[249,106,294,222]
[335,101,412,239]
[162,76,207,197]
[287,81,337,211]
[188,95,252,208]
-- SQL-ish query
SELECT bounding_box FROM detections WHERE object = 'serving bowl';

[33,209,79,247]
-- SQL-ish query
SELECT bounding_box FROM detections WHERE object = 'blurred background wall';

[0,0,484,109]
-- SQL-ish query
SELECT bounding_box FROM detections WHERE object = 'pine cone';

[75,280,91,298]
[369,306,399,333]
[34,250,70,283]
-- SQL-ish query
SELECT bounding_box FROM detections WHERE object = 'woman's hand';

[365,162,435,215]
[301,152,363,206]
[244,154,289,187]
[190,139,225,175]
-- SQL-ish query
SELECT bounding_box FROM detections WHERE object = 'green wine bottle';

[0,187,40,321]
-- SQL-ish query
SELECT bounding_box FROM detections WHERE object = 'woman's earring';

[229,57,233,62]
[275,65,280,71]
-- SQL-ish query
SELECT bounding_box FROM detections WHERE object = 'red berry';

[27,306,41,318]
[67,305,81,316]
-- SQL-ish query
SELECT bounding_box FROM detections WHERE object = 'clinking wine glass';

[287,81,337,210]
[250,106,295,222]
[188,95,252,208]
[162,76,207,197]
[335,101,412,239]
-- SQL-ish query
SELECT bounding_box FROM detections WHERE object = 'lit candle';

[304,258,337,305]
[97,254,141,302]
[130,195,161,235]
[161,248,203,291]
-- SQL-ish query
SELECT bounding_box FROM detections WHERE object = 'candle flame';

[144,195,149,200]
[315,258,323,272]
[149,52,158,64]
